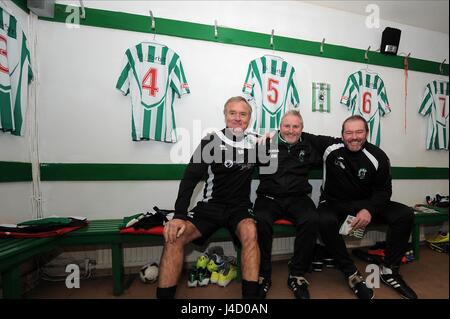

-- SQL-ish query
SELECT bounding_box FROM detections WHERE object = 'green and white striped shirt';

[419,80,449,150]
[340,70,391,147]
[116,42,190,142]
[0,6,33,136]
[242,55,300,133]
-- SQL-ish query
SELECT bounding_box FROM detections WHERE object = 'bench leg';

[236,246,242,282]
[2,267,22,299]
[412,223,421,261]
[111,244,124,296]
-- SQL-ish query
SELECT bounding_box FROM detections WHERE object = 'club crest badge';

[358,168,368,179]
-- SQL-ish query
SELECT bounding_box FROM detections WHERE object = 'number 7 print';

[438,97,447,118]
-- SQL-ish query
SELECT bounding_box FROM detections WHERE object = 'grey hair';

[281,110,303,127]
[223,96,252,115]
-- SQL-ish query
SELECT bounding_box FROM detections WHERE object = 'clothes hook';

[149,10,156,40]
[214,20,218,38]
[365,46,371,60]
[440,59,446,74]
[320,38,325,54]
[270,29,274,48]
[149,10,156,31]
[79,0,85,19]
[403,52,411,67]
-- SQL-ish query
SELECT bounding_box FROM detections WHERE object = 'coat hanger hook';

[440,59,446,74]
[149,10,156,31]
[214,20,218,38]
[403,52,411,67]
[79,0,85,19]
[270,29,274,48]
[320,38,325,54]
[149,10,156,40]
[365,46,371,60]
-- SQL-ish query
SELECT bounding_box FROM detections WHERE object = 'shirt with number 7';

[116,42,190,142]
[242,55,300,134]
[418,80,449,150]
[340,70,391,147]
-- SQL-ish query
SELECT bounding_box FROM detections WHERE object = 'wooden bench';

[412,206,449,259]
[1,207,447,298]
[0,220,234,298]
[0,237,60,298]
[58,219,236,296]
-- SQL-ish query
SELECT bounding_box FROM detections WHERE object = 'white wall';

[0,2,31,161]
[0,1,33,222]
[1,1,449,224]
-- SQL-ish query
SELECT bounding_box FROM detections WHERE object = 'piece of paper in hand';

[339,215,365,239]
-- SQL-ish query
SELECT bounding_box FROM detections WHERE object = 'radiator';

[79,224,444,269]
[93,229,390,269]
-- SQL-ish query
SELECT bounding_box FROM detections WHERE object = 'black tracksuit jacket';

[311,135,393,217]
[256,132,323,197]
[174,129,264,219]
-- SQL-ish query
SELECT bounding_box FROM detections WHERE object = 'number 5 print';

[267,78,279,104]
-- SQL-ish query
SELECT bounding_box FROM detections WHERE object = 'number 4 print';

[142,67,159,96]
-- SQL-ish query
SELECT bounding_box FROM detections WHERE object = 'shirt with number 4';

[116,42,190,142]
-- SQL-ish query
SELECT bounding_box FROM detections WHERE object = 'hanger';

[150,10,156,41]
[265,29,283,60]
[142,10,163,46]
[361,46,376,74]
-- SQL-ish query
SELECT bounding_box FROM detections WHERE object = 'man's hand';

[257,131,277,145]
[164,218,187,244]
[351,209,372,229]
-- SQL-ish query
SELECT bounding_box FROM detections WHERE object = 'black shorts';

[187,201,255,246]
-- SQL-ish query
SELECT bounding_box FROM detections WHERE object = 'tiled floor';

[25,245,449,299]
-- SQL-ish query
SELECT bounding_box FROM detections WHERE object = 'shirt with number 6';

[340,70,391,147]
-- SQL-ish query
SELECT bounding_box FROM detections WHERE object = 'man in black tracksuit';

[255,110,322,299]
[157,96,267,299]
[313,115,417,299]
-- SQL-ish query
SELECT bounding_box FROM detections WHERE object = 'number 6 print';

[362,92,372,114]
[0,35,8,74]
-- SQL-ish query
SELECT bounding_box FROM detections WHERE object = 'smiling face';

[280,113,303,144]
[342,118,368,152]
[224,99,251,135]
